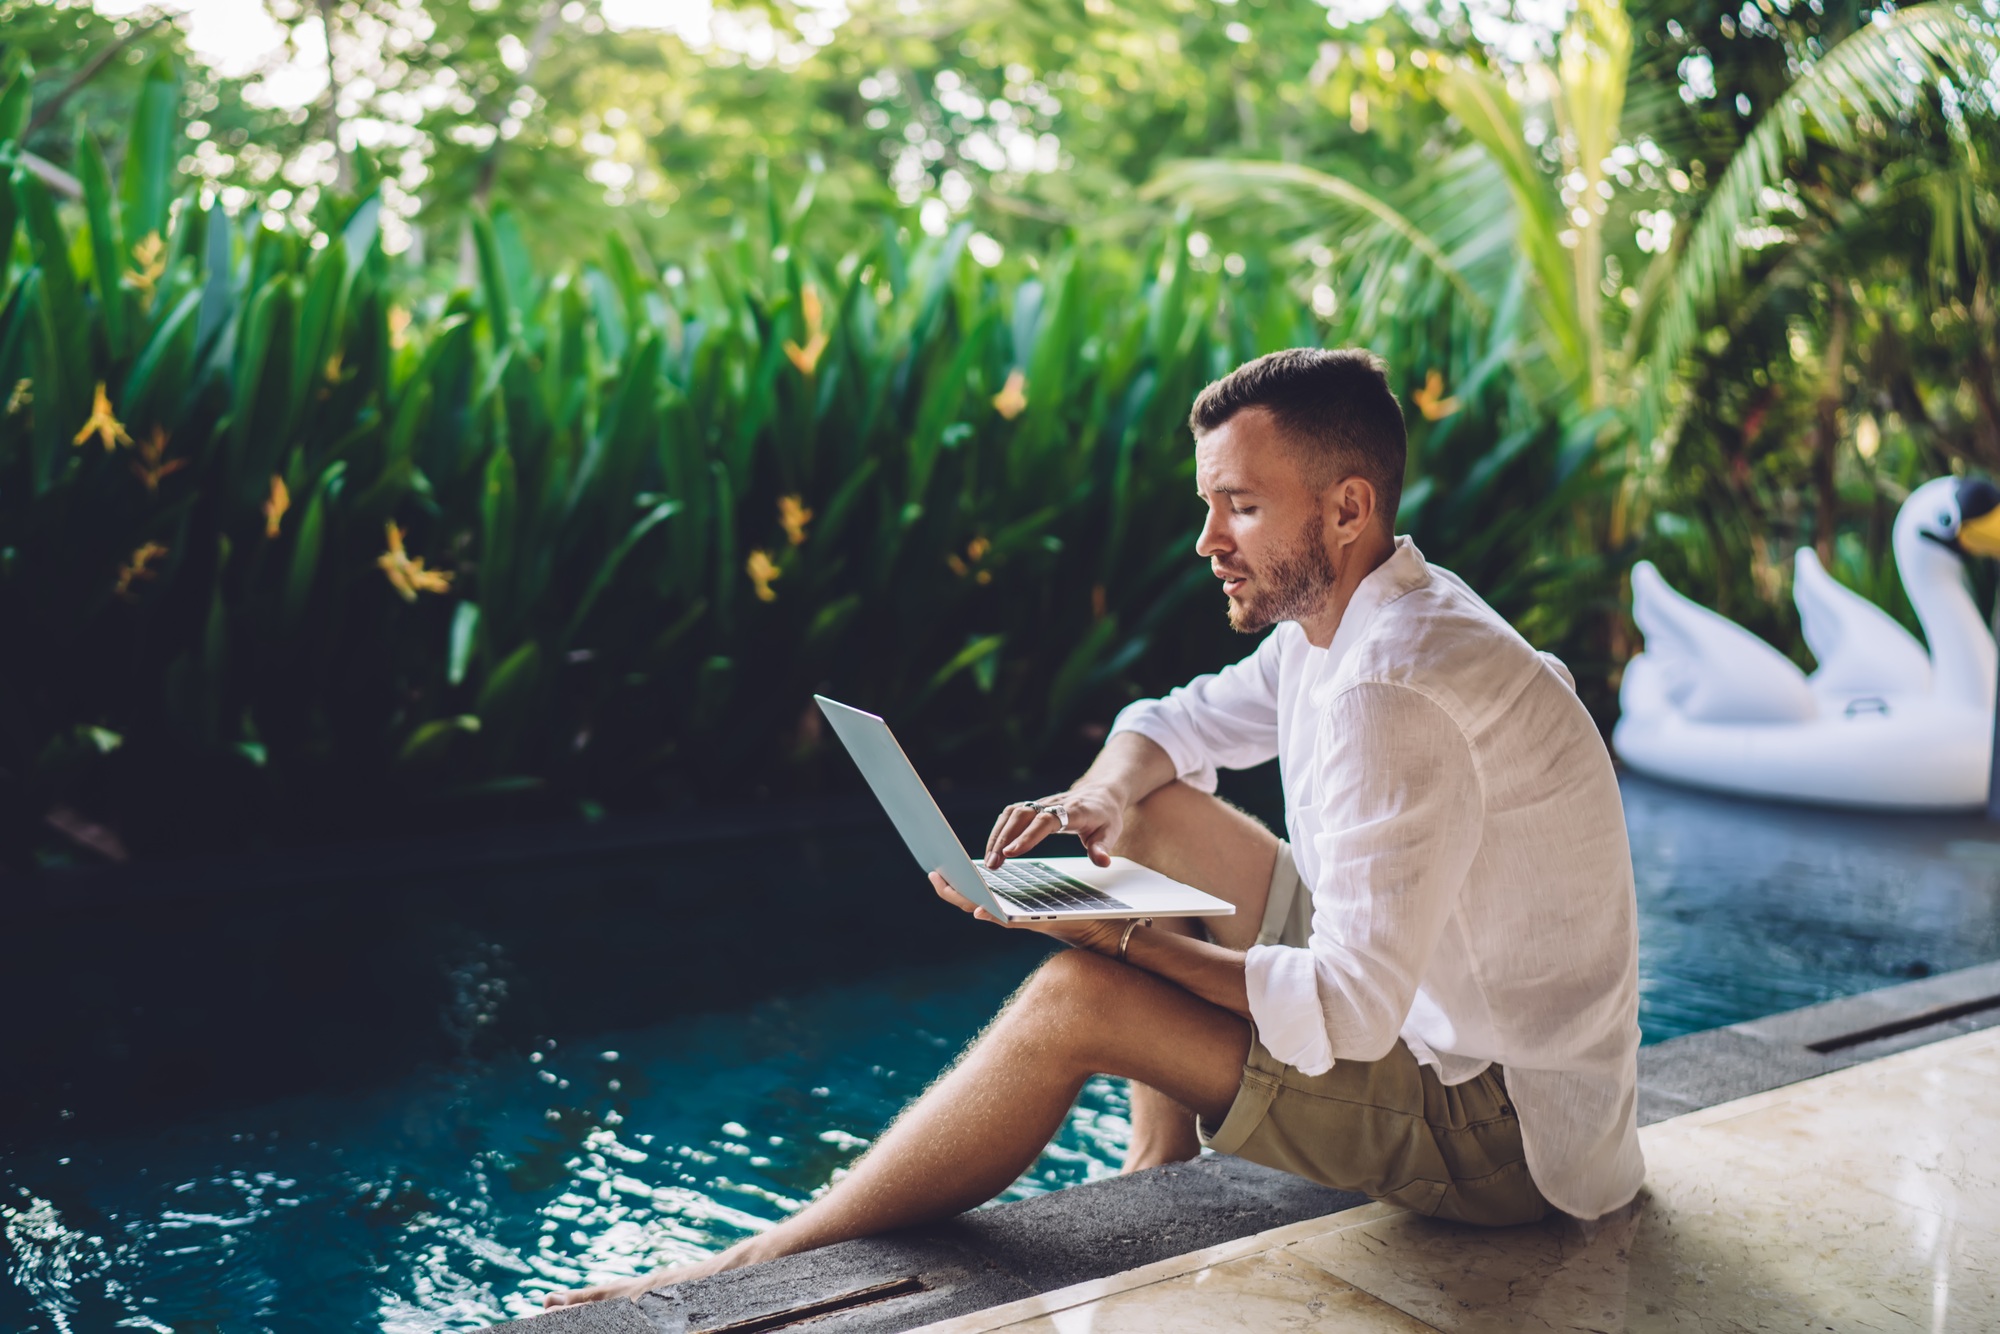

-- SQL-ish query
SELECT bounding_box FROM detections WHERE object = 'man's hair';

[1188,348,1407,524]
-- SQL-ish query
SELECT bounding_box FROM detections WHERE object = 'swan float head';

[1901,475,2000,561]
[1892,476,2000,711]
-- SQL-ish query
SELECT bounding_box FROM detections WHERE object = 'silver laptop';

[816,695,1236,924]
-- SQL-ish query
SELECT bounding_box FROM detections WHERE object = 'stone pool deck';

[497,959,2000,1333]
[921,1021,2000,1332]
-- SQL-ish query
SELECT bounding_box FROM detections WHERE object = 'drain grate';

[1807,993,2000,1053]
[692,1277,928,1333]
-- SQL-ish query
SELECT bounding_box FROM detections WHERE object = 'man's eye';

[1232,505,1255,516]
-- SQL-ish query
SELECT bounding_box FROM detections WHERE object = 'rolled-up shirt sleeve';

[1247,682,1482,1075]
[1105,631,1284,793]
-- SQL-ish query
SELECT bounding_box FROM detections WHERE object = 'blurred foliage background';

[1,0,1997,865]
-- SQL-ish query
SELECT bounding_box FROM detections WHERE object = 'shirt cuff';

[1245,943,1334,1077]
[1106,702,1220,793]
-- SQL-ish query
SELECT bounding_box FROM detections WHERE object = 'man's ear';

[1326,475,1377,539]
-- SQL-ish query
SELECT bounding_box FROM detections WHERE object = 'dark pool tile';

[1637,1025,1834,1124]
[1732,958,2000,1050]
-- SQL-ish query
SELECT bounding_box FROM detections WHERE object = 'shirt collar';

[1311,536,1430,692]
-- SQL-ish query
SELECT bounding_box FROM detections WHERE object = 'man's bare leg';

[1109,781,1279,1171]
[543,949,1251,1307]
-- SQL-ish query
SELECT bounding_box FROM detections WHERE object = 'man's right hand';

[985,787,1125,868]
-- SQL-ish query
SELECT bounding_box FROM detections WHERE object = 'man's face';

[1193,409,1337,634]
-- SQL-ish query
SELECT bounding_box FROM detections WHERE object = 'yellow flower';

[263,475,290,539]
[128,231,167,305]
[377,521,453,601]
[74,381,133,451]
[948,535,993,579]
[782,284,830,376]
[778,494,814,546]
[746,549,781,602]
[114,541,170,600]
[991,369,1028,420]
[128,426,188,495]
[1412,369,1461,421]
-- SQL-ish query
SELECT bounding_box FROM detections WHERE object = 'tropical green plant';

[1,64,1393,864]
[1152,0,1999,670]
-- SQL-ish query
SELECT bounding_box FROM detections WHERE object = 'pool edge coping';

[486,957,2000,1334]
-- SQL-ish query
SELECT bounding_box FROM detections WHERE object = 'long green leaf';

[480,444,518,631]
[915,634,1005,709]
[119,53,179,247]
[281,460,345,629]
[472,210,517,349]
[0,72,29,148]
[560,499,679,647]
[77,131,127,357]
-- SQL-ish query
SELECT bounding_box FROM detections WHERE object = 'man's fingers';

[985,807,1032,865]
[930,871,979,913]
[987,804,1036,862]
[932,873,1010,927]
[1000,810,1059,859]
[985,804,1020,859]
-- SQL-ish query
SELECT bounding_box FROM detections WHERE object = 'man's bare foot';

[541,1247,744,1308]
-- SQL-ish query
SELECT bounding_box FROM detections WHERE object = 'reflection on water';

[6,774,2000,1330]
[1621,774,2000,1038]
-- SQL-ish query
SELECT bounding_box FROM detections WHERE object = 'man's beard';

[1223,509,1337,634]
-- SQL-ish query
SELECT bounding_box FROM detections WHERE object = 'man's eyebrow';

[1196,484,1251,498]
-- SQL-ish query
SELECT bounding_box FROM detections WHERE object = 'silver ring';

[1023,800,1071,833]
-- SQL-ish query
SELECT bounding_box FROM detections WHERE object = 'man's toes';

[543,1284,610,1307]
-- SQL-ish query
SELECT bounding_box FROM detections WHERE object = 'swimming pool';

[7,773,1999,1329]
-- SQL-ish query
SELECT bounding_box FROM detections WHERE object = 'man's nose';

[1195,512,1228,559]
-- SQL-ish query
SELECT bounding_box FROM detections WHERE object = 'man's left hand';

[930,871,1125,955]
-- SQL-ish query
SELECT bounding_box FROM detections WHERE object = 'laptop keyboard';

[980,859,1135,915]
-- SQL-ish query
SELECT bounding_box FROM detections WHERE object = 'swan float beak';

[1954,478,2000,557]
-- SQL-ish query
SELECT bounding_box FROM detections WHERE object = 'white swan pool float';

[1613,476,2000,810]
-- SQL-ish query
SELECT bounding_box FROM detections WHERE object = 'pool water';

[3,954,1116,1330]
[8,773,2000,1330]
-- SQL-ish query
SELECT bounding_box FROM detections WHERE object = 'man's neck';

[1294,529,1398,649]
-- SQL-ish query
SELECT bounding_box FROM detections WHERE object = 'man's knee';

[1020,946,1127,1014]
[1111,780,1197,865]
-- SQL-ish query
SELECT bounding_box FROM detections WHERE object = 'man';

[547,347,1642,1310]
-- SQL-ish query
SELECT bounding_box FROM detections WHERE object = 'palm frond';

[1145,158,1489,319]
[1638,4,1992,446]
[1553,0,1632,401]
[1432,67,1584,386]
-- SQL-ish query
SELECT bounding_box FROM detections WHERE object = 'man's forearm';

[1116,926,1252,1019]
[1073,731,1180,809]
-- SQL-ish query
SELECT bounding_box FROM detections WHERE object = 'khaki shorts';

[1197,841,1552,1228]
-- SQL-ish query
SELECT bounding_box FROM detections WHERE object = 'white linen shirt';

[1109,537,1644,1221]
